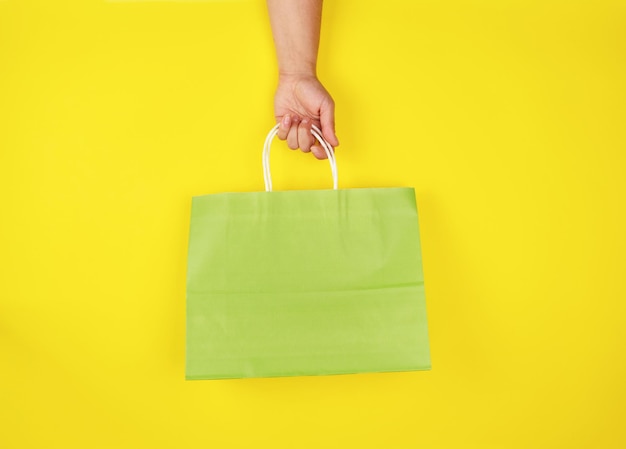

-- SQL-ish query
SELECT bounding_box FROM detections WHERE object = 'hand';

[274,74,339,160]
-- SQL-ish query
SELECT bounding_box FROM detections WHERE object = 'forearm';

[266,0,323,78]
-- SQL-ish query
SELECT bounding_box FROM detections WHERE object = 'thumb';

[319,99,339,147]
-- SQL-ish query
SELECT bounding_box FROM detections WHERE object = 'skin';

[267,0,339,159]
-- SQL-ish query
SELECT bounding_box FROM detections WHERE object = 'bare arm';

[267,0,338,159]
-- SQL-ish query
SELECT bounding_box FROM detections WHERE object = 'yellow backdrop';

[1,0,625,448]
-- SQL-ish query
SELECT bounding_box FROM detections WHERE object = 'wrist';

[278,68,317,81]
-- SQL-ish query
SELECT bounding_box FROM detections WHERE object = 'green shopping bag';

[186,126,430,379]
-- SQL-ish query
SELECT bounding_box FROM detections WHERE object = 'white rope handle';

[263,124,338,192]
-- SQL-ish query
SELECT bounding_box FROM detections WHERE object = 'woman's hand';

[274,74,338,160]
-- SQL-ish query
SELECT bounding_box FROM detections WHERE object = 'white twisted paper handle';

[263,124,338,192]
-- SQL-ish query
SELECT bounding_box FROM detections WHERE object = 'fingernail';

[282,115,290,126]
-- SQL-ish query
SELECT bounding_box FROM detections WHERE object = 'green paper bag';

[185,126,430,379]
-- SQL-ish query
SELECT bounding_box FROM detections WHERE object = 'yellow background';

[1,0,625,447]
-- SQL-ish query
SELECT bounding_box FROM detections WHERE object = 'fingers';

[310,145,328,160]
[276,113,334,159]
[277,114,315,153]
[277,114,291,140]
[287,118,299,150]
[320,99,339,147]
[297,119,315,153]
[278,114,301,150]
